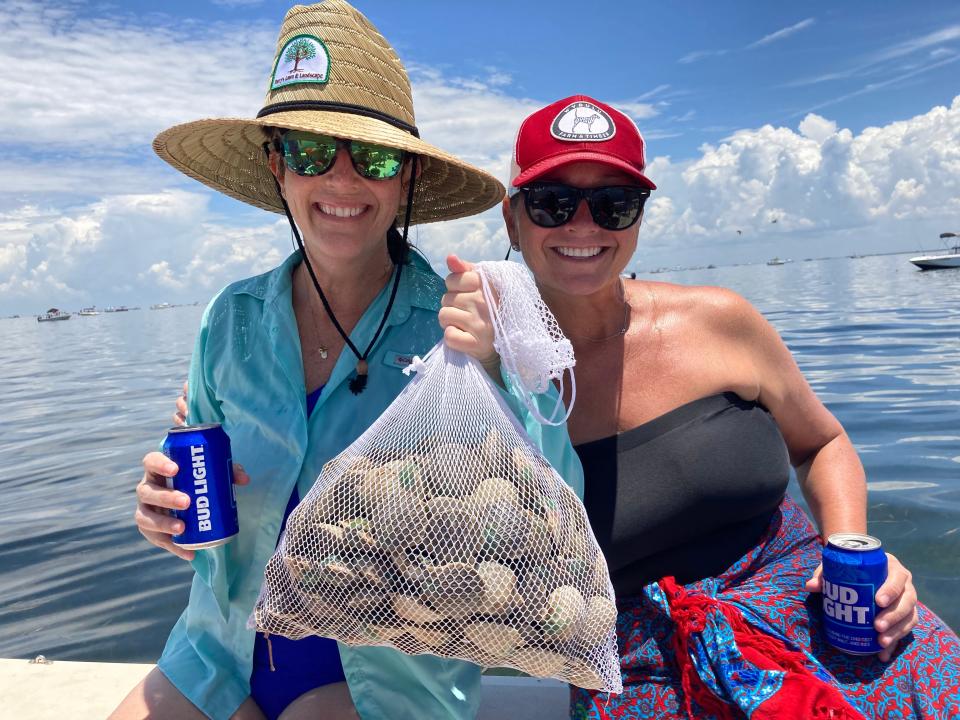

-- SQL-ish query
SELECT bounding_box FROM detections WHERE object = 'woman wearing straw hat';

[117,3,581,719]
[445,95,960,719]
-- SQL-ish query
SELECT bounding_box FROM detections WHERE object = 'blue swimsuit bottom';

[249,386,346,719]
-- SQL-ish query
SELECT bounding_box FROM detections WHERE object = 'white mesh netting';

[251,261,622,693]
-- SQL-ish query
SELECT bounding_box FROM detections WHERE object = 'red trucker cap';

[508,94,656,195]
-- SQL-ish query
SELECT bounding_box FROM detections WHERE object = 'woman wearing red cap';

[444,95,960,719]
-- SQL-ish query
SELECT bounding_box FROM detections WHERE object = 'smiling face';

[270,143,405,268]
[505,162,642,300]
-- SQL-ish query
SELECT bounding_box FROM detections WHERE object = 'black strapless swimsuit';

[575,392,791,597]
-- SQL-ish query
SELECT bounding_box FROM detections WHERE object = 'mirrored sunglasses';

[274,130,405,180]
[519,182,650,231]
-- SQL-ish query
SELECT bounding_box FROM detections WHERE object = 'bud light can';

[162,423,239,550]
[822,533,887,654]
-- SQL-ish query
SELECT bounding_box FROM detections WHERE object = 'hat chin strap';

[267,153,419,395]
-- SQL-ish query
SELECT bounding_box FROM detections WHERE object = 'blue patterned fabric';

[571,497,960,719]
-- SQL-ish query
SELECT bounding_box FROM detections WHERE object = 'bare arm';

[722,291,918,660]
[739,307,867,537]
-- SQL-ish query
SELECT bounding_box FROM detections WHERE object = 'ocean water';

[1,252,957,664]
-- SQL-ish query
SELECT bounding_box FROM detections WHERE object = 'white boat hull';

[909,253,960,270]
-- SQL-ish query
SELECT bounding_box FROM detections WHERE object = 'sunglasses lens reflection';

[525,185,577,227]
[280,132,404,180]
[590,187,644,230]
[282,132,337,176]
[523,184,647,230]
[351,141,404,179]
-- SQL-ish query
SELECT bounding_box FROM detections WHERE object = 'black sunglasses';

[518,182,651,231]
[271,130,405,180]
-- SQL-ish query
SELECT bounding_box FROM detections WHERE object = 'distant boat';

[150,302,173,310]
[909,232,960,270]
[104,306,130,312]
[766,257,786,266]
[37,308,71,322]
[78,307,99,316]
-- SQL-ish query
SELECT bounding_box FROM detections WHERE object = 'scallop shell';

[317,554,357,587]
[359,623,406,642]
[536,496,562,535]
[407,625,451,649]
[392,594,445,624]
[480,427,507,474]
[479,499,533,559]
[283,554,315,584]
[477,561,517,614]
[542,586,586,641]
[516,571,550,614]
[360,459,424,508]
[459,641,504,668]
[510,647,566,679]
[577,596,618,648]
[368,489,426,549]
[564,657,605,691]
[471,477,519,506]
[283,520,344,556]
[423,496,483,564]
[521,511,555,559]
[420,562,484,618]
[510,446,536,486]
[354,553,399,590]
[338,518,378,554]
[464,622,521,659]
[315,461,367,521]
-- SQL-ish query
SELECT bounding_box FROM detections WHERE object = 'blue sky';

[1,0,959,314]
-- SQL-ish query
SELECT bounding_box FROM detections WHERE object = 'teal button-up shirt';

[157,250,584,719]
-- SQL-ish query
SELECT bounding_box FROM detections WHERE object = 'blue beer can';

[822,533,887,654]
[162,423,239,550]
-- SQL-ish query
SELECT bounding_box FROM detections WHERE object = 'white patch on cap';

[550,101,616,142]
[271,34,330,90]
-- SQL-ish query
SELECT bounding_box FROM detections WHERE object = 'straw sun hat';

[153,0,504,224]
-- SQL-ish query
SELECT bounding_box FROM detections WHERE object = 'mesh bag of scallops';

[251,261,623,694]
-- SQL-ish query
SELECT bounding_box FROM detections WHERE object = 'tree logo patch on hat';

[550,101,616,142]
[271,34,330,90]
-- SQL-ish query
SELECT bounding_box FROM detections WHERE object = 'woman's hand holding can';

[134,383,250,561]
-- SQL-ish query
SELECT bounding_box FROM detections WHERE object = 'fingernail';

[877,594,889,606]
[876,620,888,632]
[165,464,178,475]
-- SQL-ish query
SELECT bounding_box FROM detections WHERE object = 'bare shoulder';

[628,279,761,335]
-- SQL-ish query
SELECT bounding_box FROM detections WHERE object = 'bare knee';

[108,667,265,720]
[279,681,359,720]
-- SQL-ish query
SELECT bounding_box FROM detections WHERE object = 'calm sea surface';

[1,253,958,663]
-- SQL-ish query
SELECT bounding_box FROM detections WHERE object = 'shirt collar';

[233,250,446,334]
[230,248,441,319]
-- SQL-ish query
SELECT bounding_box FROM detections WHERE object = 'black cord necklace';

[271,155,418,395]
[297,237,401,394]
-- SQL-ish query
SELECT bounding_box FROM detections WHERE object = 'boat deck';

[0,658,569,719]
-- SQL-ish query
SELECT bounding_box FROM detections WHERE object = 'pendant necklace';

[303,285,330,360]
[298,252,401,394]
